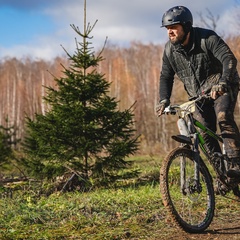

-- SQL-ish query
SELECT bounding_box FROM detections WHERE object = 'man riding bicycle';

[156,6,240,180]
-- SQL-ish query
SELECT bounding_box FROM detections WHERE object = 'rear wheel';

[160,147,215,233]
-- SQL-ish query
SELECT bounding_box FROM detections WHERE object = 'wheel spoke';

[160,147,215,233]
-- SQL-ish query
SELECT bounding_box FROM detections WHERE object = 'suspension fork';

[193,133,200,184]
[180,133,200,194]
[180,152,186,194]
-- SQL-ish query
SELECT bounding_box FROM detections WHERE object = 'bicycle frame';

[160,96,239,233]
[193,118,223,156]
[166,97,225,159]
[187,113,226,192]
[165,96,228,193]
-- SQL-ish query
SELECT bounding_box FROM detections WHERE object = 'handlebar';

[163,105,178,115]
[163,94,210,116]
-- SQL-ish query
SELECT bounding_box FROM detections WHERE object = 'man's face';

[166,24,186,45]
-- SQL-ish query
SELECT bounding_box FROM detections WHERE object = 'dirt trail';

[161,197,240,240]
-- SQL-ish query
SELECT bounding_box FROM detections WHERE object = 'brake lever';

[164,105,177,115]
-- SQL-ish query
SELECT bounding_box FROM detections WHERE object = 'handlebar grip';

[163,106,177,115]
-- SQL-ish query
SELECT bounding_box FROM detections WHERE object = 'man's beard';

[170,32,188,46]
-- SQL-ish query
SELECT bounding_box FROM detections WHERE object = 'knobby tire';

[160,147,215,233]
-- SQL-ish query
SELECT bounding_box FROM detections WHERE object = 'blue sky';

[0,7,54,47]
[0,0,238,60]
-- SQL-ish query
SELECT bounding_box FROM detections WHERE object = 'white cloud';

[217,6,239,36]
[0,0,237,60]
[0,43,62,61]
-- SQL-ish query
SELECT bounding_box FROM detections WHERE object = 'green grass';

[1,155,240,239]
[0,156,168,240]
[0,184,168,239]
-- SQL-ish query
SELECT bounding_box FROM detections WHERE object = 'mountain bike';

[159,95,240,233]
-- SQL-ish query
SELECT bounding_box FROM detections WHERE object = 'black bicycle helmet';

[161,6,193,28]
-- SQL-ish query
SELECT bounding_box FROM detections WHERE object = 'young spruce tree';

[0,122,17,166]
[23,4,139,186]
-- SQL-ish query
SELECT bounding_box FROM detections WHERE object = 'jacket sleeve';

[159,48,175,101]
[206,33,237,82]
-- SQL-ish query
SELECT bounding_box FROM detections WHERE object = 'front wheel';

[160,147,215,233]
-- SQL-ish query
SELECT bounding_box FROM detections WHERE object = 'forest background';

[1,5,240,239]
[1,10,240,162]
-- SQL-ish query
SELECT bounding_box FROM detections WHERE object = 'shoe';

[232,186,240,198]
[227,158,240,178]
[227,168,240,178]
[227,167,240,178]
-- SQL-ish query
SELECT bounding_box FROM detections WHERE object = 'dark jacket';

[159,27,239,100]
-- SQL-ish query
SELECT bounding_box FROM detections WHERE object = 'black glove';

[210,80,228,99]
[156,99,170,117]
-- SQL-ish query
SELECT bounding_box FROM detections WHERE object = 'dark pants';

[194,84,240,160]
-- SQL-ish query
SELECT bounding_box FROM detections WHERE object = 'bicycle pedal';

[215,187,228,196]
[215,181,230,196]
[226,176,240,186]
